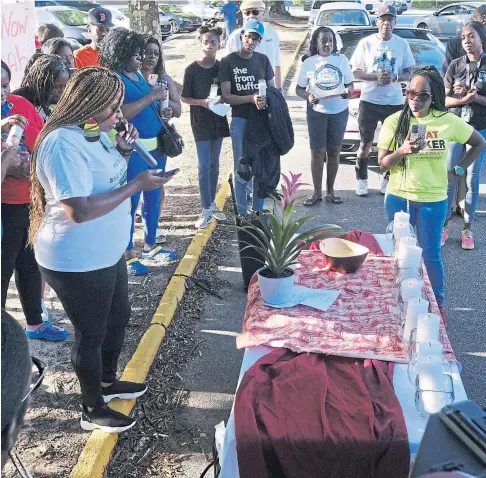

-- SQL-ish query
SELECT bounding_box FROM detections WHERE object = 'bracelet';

[116,145,132,158]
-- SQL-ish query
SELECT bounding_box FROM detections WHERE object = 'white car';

[103,6,130,29]
[309,2,371,37]
[308,0,362,28]
[182,1,223,20]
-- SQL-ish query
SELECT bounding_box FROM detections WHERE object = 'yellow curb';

[70,28,308,478]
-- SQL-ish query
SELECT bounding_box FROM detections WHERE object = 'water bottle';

[258,79,267,109]
[5,124,24,148]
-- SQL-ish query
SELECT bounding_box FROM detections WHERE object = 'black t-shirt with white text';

[218,51,274,119]
[181,61,230,142]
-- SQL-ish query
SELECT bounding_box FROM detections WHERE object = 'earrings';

[83,118,100,142]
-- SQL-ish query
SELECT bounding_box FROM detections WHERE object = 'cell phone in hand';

[148,74,158,86]
[157,168,180,177]
[410,124,426,143]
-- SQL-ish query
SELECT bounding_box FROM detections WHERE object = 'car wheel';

[417,23,428,29]
[170,20,180,34]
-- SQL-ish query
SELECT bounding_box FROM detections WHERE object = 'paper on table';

[264,285,341,312]
[209,98,231,117]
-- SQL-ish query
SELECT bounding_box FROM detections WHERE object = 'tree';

[128,0,161,37]
[267,1,291,16]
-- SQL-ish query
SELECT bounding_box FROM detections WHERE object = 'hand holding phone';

[157,168,179,177]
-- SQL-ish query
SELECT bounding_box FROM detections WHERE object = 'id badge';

[461,106,472,123]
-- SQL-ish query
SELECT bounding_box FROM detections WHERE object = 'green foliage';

[411,0,454,8]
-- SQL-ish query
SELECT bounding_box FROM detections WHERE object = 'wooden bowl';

[319,238,369,274]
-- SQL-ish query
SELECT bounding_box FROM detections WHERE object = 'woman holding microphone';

[29,67,172,432]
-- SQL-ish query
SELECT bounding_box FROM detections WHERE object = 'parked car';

[393,0,407,14]
[365,0,406,14]
[103,6,130,29]
[309,2,371,37]
[308,0,362,27]
[159,4,202,33]
[53,0,101,12]
[413,2,482,39]
[182,1,223,20]
[35,6,88,49]
[331,27,446,158]
[35,0,61,6]
[112,5,172,40]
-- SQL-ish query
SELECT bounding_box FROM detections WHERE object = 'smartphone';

[148,74,158,86]
[157,168,180,177]
[410,124,426,143]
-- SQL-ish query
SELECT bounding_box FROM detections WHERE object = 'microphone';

[115,121,158,168]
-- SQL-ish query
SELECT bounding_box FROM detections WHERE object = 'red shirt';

[1,95,44,204]
[74,45,100,69]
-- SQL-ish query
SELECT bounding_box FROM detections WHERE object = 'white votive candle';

[400,245,423,270]
[403,297,429,342]
[418,355,446,414]
[417,340,443,358]
[400,278,422,302]
[394,211,410,225]
[398,236,417,261]
[416,313,440,343]
[393,222,410,241]
[209,84,218,99]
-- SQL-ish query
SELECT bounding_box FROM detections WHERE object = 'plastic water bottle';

[5,124,24,148]
[209,83,218,100]
[258,79,267,109]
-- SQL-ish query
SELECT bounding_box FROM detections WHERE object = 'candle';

[394,211,410,225]
[400,245,423,270]
[258,79,267,97]
[403,297,429,342]
[393,222,410,241]
[416,313,440,342]
[398,236,417,261]
[400,278,422,302]
[417,355,446,414]
[209,84,218,99]
[417,340,443,358]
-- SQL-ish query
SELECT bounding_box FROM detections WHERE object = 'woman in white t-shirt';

[296,27,354,206]
[28,67,172,434]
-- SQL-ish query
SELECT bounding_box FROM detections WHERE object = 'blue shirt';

[220,2,238,23]
[119,71,163,139]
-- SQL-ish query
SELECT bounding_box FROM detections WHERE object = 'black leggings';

[40,257,131,408]
[1,203,43,326]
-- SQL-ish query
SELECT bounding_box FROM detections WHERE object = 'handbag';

[157,121,184,158]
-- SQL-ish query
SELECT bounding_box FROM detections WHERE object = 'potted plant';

[235,172,341,305]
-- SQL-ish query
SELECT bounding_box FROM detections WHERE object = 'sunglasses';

[22,356,47,403]
[406,89,432,102]
[244,9,261,15]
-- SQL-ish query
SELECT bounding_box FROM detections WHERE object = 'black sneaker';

[80,404,136,433]
[101,380,147,403]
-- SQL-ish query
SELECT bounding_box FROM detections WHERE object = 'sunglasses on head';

[406,89,432,102]
[244,9,261,15]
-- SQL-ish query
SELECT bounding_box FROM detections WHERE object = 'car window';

[317,10,369,26]
[313,0,359,8]
[455,5,471,14]
[438,6,456,16]
[54,9,87,26]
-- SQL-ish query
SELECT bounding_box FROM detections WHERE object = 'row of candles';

[392,211,453,415]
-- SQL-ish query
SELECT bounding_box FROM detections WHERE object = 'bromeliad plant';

[236,172,342,278]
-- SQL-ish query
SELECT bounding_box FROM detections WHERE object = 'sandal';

[303,195,322,206]
[325,194,343,204]
[126,258,148,276]
[142,245,176,262]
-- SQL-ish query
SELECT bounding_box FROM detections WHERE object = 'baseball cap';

[377,3,397,18]
[88,7,114,27]
[240,0,265,10]
[242,19,265,38]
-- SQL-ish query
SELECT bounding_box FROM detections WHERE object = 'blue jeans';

[230,117,264,214]
[126,149,167,251]
[225,21,236,37]
[446,128,486,225]
[385,193,448,306]
[196,138,223,209]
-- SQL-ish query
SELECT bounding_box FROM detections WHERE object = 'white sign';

[1,0,37,89]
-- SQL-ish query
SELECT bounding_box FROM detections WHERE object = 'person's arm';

[442,36,461,76]
[274,66,282,90]
[167,74,181,118]
[1,147,22,183]
[220,80,257,105]
[121,85,166,121]
[353,69,379,81]
[445,88,477,107]
[450,129,486,178]
[471,93,486,107]
[378,135,423,171]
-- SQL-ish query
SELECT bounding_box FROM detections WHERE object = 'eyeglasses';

[244,9,261,15]
[406,89,432,102]
[22,356,47,403]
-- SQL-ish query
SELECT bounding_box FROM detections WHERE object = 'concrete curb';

[70,28,308,478]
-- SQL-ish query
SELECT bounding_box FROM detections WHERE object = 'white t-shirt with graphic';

[297,53,353,114]
[34,127,131,272]
[350,33,415,105]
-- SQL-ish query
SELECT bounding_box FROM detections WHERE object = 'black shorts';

[358,101,403,144]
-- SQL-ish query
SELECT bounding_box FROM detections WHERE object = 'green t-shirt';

[378,110,473,202]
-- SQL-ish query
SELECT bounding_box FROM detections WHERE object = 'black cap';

[88,7,114,27]
[377,3,397,18]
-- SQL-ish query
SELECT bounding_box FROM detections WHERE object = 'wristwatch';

[453,165,465,176]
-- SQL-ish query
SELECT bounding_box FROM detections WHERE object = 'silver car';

[414,2,483,39]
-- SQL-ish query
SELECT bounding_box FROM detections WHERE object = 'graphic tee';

[378,110,473,202]
[219,51,274,118]
[350,34,415,105]
[182,61,230,142]
[34,127,131,272]
[297,53,353,114]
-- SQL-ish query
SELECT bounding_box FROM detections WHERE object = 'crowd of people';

[1,0,486,468]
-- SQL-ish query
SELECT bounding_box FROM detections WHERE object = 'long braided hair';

[144,36,166,83]
[20,54,69,114]
[29,67,125,245]
[390,66,447,153]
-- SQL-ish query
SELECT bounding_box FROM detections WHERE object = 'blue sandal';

[127,258,149,276]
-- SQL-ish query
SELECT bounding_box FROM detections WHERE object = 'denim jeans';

[225,21,236,36]
[196,138,223,209]
[446,128,486,225]
[127,149,167,250]
[385,193,448,306]
[230,117,265,214]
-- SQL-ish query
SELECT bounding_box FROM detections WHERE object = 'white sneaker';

[195,209,213,229]
[356,179,368,197]
[380,175,389,195]
[209,203,226,221]
[41,299,49,322]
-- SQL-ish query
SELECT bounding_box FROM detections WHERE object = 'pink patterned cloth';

[237,250,455,363]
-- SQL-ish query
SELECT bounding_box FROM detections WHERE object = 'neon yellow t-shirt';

[377,110,473,202]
